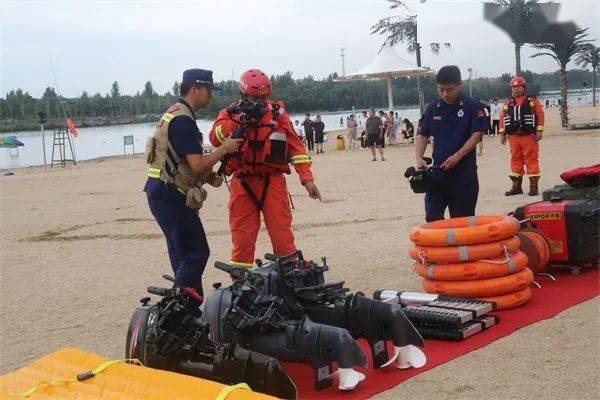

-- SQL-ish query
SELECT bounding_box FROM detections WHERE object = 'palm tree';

[531,29,592,127]
[575,44,600,107]
[492,0,539,75]
[371,0,450,114]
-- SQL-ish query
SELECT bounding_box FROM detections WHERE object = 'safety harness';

[231,103,285,211]
[238,173,271,210]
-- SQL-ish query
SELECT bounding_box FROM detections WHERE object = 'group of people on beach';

[293,114,326,154]
[292,110,415,161]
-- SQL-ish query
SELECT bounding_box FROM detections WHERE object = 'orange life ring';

[409,236,521,263]
[422,267,533,297]
[414,251,528,281]
[410,215,520,247]
[478,287,532,310]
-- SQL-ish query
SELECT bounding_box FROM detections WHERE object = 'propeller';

[381,344,427,369]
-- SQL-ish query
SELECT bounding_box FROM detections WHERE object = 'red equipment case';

[513,199,599,266]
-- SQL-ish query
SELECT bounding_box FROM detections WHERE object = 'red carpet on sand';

[283,268,599,400]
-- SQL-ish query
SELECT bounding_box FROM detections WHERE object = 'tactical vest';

[145,102,208,209]
[503,96,536,135]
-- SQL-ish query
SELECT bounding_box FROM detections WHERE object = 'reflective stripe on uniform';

[536,126,544,131]
[161,113,174,123]
[290,154,311,164]
[215,125,226,144]
[147,167,186,195]
[229,260,253,269]
[148,167,161,179]
[510,173,522,178]
[526,173,541,177]
[499,128,505,133]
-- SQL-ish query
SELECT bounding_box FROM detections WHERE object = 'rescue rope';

[478,245,512,265]
[216,382,252,400]
[7,359,142,397]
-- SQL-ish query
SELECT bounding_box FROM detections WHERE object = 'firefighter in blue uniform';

[415,66,485,222]
[143,69,241,312]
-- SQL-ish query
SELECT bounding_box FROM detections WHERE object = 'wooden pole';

[386,75,394,111]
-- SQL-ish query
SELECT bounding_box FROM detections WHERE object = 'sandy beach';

[1,105,599,399]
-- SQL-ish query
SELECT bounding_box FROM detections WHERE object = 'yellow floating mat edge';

[0,347,277,400]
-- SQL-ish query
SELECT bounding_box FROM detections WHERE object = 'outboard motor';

[126,275,297,399]
[202,268,367,391]
[203,252,427,390]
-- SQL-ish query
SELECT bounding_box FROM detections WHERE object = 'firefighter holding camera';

[209,69,321,270]
[500,76,544,196]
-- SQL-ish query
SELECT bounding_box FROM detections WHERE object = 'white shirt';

[294,124,304,137]
[490,103,502,120]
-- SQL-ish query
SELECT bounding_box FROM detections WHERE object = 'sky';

[1,0,598,98]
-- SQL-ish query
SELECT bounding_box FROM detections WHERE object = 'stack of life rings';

[409,215,533,310]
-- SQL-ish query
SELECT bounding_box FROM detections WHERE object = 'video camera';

[226,98,265,121]
[404,157,437,194]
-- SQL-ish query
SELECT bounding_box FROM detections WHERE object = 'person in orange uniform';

[499,76,544,196]
[210,69,321,269]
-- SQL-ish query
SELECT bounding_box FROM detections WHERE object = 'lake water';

[1,90,594,170]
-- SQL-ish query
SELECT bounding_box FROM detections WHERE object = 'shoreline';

[0,128,350,172]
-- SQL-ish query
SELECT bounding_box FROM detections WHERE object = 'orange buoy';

[422,267,533,297]
[414,250,528,281]
[478,287,532,310]
[409,236,521,263]
[518,230,550,273]
[410,215,520,247]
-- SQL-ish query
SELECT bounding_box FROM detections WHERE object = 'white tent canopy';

[337,46,434,110]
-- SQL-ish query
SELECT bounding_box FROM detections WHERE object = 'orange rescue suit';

[499,95,544,178]
[209,100,313,268]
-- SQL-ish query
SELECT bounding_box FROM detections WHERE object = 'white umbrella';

[337,46,435,111]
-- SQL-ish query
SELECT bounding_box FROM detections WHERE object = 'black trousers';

[491,120,499,135]
[424,169,479,222]
[306,135,314,151]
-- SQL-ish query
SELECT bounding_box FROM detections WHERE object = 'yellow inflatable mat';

[0,347,276,400]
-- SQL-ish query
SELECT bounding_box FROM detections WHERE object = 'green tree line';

[0,69,595,132]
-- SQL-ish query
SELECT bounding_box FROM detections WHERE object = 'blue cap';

[182,69,222,91]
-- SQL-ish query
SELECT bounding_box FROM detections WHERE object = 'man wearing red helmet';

[499,76,544,196]
[209,69,321,269]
